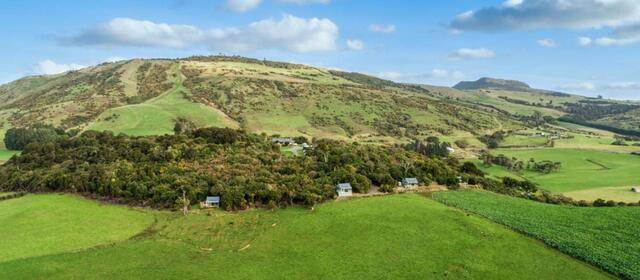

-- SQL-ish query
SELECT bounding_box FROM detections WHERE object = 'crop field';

[433,190,640,279]
[0,194,154,262]
[0,194,608,279]
[486,148,640,197]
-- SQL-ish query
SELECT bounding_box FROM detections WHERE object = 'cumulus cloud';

[279,0,330,4]
[577,36,593,46]
[448,48,495,60]
[63,18,203,48]
[32,60,86,75]
[62,15,339,53]
[450,0,640,32]
[560,82,596,91]
[225,0,262,12]
[591,23,640,46]
[378,69,465,83]
[537,38,557,47]
[369,24,396,33]
[346,39,364,50]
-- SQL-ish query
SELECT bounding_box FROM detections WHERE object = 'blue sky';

[1,0,640,99]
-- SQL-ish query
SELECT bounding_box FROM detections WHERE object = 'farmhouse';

[402,178,419,188]
[336,183,353,197]
[203,196,220,208]
[271,137,295,145]
[632,187,639,193]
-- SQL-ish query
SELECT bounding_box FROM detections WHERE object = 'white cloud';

[32,60,86,75]
[279,0,330,4]
[104,56,127,63]
[214,15,339,52]
[225,0,262,13]
[577,36,593,46]
[346,39,364,50]
[537,38,557,47]
[378,69,465,83]
[64,15,339,53]
[448,48,495,60]
[451,0,640,32]
[604,82,640,90]
[64,18,203,49]
[560,82,596,91]
[369,24,396,33]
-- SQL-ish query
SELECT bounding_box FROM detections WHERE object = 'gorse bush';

[0,128,468,210]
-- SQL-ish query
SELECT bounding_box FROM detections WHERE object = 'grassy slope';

[0,194,154,262]
[489,148,640,193]
[0,194,608,279]
[87,64,237,136]
[433,190,640,279]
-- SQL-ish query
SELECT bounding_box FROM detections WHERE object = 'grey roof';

[337,183,352,190]
[271,137,294,143]
[206,196,220,203]
[403,178,419,184]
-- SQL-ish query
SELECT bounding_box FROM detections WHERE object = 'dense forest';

[0,128,477,210]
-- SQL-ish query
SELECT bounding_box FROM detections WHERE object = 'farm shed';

[632,187,639,193]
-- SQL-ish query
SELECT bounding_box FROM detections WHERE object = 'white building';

[336,183,353,197]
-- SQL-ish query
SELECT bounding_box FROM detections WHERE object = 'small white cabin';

[401,178,419,188]
[203,196,220,208]
[336,183,353,197]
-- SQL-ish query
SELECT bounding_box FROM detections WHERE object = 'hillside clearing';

[433,190,640,279]
[0,194,609,279]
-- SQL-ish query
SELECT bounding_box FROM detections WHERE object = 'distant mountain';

[454,77,531,91]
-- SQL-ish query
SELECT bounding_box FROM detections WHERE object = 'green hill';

[0,56,522,147]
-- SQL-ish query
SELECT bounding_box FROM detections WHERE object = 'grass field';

[433,190,640,279]
[0,194,608,279]
[0,194,154,262]
[485,148,640,200]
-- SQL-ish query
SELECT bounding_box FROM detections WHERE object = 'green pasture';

[0,194,154,262]
[0,194,608,279]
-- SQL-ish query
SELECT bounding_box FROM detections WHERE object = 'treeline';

[0,128,475,210]
[558,117,640,137]
[402,136,453,158]
[4,125,76,150]
[480,152,561,174]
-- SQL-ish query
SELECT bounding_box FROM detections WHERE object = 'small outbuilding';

[271,137,295,145]
[203,196,220,208]
[632,187,639,193]
[336,183,353,197]
[446,147,455,154]
[402,178,420,188]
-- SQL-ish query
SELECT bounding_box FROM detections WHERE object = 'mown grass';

[0,194,154,262]
[433,190,640,279]
[488,148,640,194]
[0,194,608,279]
